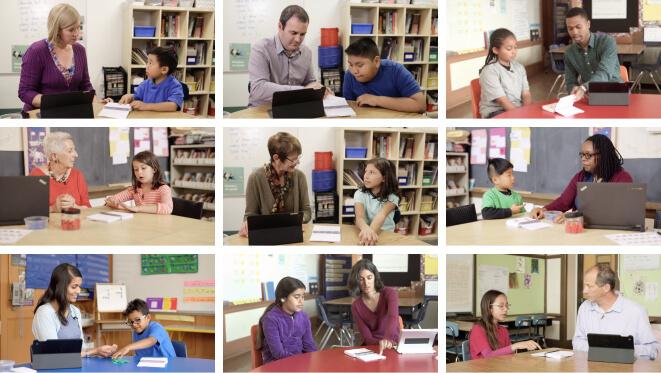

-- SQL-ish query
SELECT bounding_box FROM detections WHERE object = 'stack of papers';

[309,225,341,242]
[531,350,574,359]
[542,95,584,117]
[137,357,168,368]
[87,211,134,223]
[606,232,661,246]
[0,229,32,244]
[506,217,552,231]
[99,103,132,119]
[344,348,386,362]
[323,96,356,117]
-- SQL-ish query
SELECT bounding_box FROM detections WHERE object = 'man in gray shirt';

[248,5,326,107]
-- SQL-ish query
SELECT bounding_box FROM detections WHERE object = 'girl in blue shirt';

[354,158,400,245]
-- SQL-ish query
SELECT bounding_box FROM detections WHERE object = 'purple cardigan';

[545,168,633,212]
[261,306,317,364]
[351,286,401,345]
[18,40,95,112]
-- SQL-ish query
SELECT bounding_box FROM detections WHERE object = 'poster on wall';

[22,127,48,175]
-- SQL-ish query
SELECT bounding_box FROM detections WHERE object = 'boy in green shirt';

[482,158,525,219]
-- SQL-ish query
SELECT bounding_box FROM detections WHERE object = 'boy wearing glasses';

[112,299,176,359]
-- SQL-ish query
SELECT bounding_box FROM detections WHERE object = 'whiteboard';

[446,255,474,313]
[1,0,87,73]
[96,283,127,313]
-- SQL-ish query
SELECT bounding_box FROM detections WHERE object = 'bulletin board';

[619,254,661,317]
[26,254,109,289]
[141,255,198,275]
[446,254,474,314]
[583,0,639,33]
[475,255,546,316]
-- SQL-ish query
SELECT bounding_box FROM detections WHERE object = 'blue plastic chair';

[509,316,533,343]
[460,339,471,361]
[531,315,548,348]
[446,321,461,362]
[172,340,187,358]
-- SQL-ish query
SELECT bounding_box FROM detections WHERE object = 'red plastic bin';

[315,151,333,170]
[321,28,339,47]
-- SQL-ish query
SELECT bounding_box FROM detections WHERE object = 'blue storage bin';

[134,26,156,37]
[351,23,374,34]
[318,46,342,69]
[345,147,367,158]
[312,170,336,192]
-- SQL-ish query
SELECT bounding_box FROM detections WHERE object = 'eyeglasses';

[125,315,147,326]
[490,303,511,310]
[285,155,301,164]
[579,152,599,160]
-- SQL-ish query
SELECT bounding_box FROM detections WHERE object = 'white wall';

[0,0,126,110]
[223,127,337,232]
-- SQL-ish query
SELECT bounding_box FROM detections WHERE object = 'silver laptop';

[577,182,646,231]
[396,329,437,354]
[588,333,634,364]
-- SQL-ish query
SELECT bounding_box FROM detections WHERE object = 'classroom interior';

[445,127,661,245]
[223,253,438,372]
[223,127,439,246]
[0,254,215,367]
[0,126,215,245]
[446,0,661,118]
[0,0,216,119]
[446,254,661,371]
[223,0,438,118]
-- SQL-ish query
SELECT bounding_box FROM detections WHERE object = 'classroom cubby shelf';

[170,144,215,217]
[123,5,215,117]
[446,152,469,208]
[344,2,438,114]
[336,128,438,240]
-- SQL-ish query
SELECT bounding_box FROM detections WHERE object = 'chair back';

[315,295,332,325]
[446,321,459,337]
[548,45,565,74]
[250,324,264,368]
[470,79,481,119]
[446,204,477,227]
[461,339,471,361]
[171,340,187,358]
[172,197,204,219]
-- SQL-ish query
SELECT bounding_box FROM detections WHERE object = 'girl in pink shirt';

[105,151,173,215]
[469,290,540,360]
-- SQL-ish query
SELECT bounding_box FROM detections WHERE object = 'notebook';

[344,348,386,362]
[542,94,584,117]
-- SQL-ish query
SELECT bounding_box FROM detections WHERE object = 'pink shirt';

[351,286,401,345]
[29,167,91,208]
[469,323,512,360]
[110,185,173,215]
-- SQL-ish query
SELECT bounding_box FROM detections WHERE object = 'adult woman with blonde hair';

[239,132,311,236]
[18,3,109,115]
[29,132,91,212]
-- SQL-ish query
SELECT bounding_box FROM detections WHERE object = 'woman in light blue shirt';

[32,263,117,357]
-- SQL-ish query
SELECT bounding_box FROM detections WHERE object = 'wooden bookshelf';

[123,5,215,117]
[446,152,470,208]
[336,127,438,240]
[343,1,438,115]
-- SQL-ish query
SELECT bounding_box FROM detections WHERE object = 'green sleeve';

[482,190,497,208]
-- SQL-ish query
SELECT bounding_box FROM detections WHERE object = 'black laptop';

[40,91,95,118]
[588,82,631,106]
[247,212,304,245]
[577,182,646,231]
[587,333,634,364]
[271,88,325,118]
[0,176,49,226]
[31,339,82,370]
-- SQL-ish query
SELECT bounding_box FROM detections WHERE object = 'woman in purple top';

[257,276,317,364]
[349,258,400,354]
[18,4,109,115]
[531,134,633,223]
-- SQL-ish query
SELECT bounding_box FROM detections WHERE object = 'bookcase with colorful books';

[336,127,438,240]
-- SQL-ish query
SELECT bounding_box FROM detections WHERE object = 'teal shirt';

[563,33,622,92]
[482,187,524,210]
[354,189,399,232]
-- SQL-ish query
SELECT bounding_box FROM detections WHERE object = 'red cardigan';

[469,323,513,360]
[30,167,91,208]
[544,169,633,212]
[351,286,401,345]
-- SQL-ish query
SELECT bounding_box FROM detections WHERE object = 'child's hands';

[510,204,524,214]
[124,204,142,213]
[130,100,147,111]
[356,94,379,107]
[112,346,131,359]
[97,344,118,357]
[100,97,113,104]
[358,227,379,246]
[118,94,133,105]
[105,197,119,209]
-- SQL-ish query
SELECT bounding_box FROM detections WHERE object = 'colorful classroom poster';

[152,127,169,157]
[11,45,28,73]
[23,127,48,175]
[229,43,251,71]
[109,127,130,165]
[470,129,487,164]
[183,280,215,303]
[133,127,151,154]
[488,128,506,159]
[223,167,244,196]
[509,127,531,172]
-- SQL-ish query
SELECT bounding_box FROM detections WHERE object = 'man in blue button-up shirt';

[573,264,659,359]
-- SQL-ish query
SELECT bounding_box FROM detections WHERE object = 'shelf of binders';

[336,127,438,240]
[124,5,215,117]
[170,144,216,218]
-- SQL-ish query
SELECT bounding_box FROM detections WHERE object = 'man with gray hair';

[573,264,659,359]
[248,5,330,107]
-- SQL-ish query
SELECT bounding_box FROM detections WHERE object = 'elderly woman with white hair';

[29,132,91,212]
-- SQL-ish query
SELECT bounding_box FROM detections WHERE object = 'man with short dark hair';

[564,7,622,101]
[248,5,327,107]
[573,264,658,359]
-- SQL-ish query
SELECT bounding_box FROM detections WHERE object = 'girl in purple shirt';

[18,4,109,114]
[257,277,317,364]
[349,258,400,354]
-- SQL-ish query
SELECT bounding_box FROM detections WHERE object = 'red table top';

[494,94,661,118]
[251,346,439,372]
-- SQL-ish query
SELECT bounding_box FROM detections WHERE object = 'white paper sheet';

[309,225,341,242]
[592,0,627,19]
[606,233,661,246]
[542,95,584,117]
[109,127,130,165]
[0,229,31,244]
[478,264,509,298]
[134,127,152,154]
[372,254,408,272]
[98,103,132,119]
[470,129,487,165]
[137,357,168,368]
[621,255,660,271]
[152,127,169,157]
[323,95,356,117]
